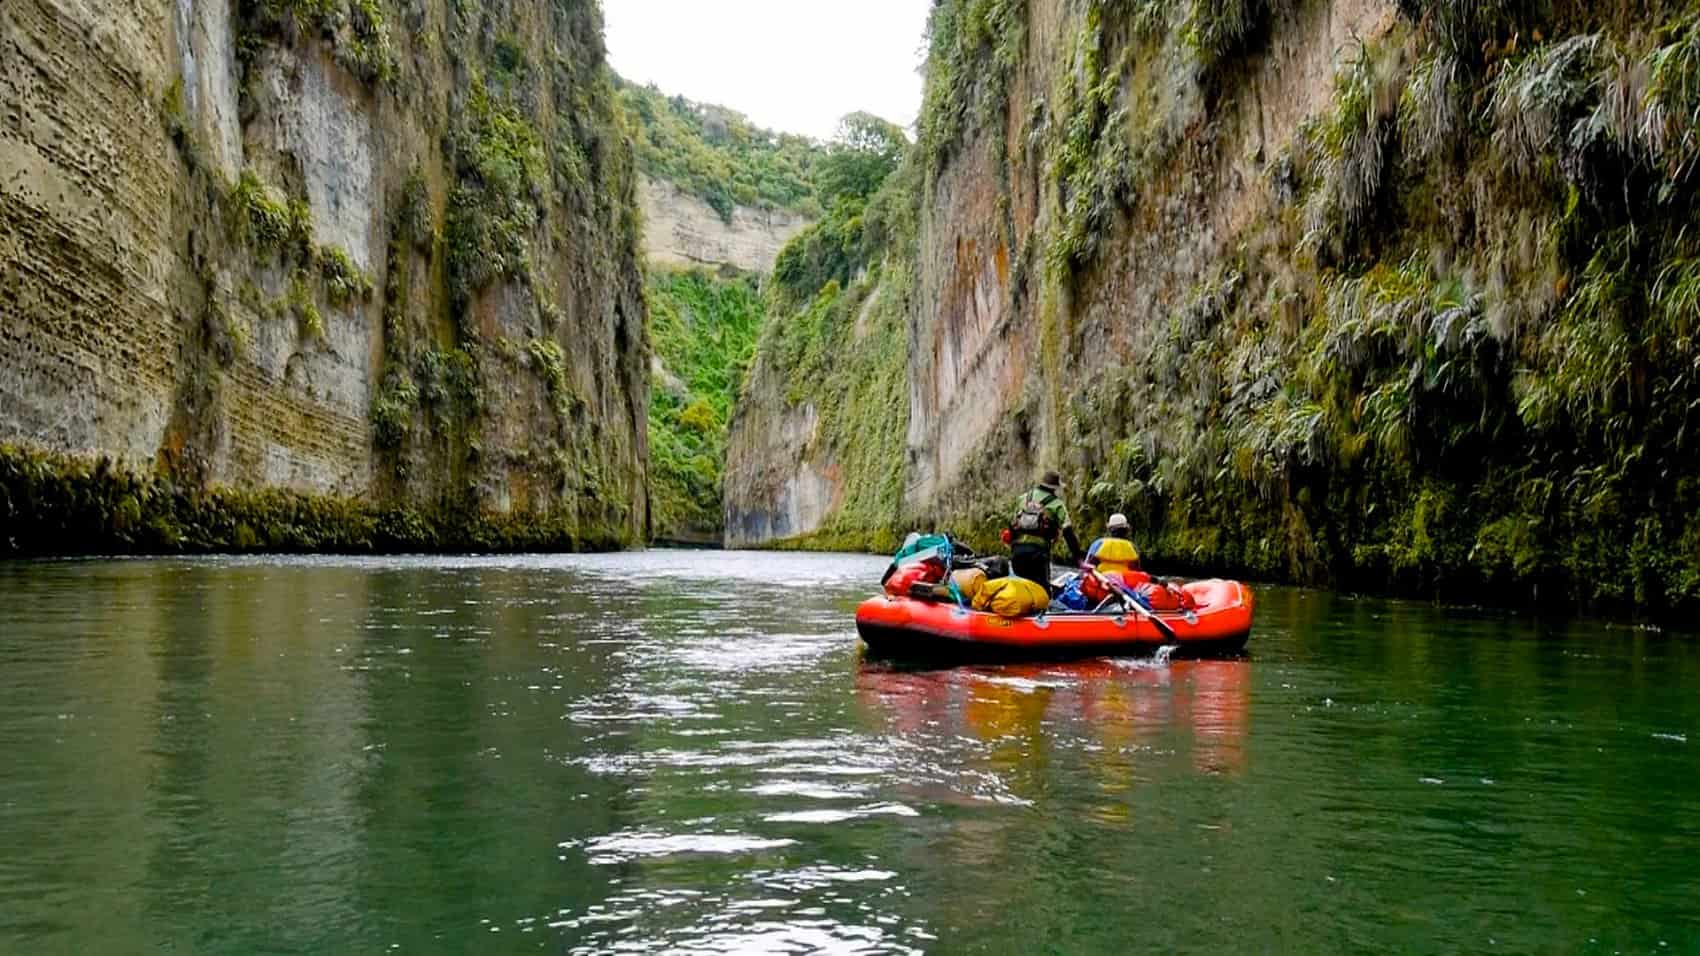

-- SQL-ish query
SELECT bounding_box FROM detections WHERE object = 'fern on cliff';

[237,0,396,85]
[444,79,548,314]
[921,0,1700,610]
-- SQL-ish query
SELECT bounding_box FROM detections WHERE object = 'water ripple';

[569,830,799,865]
[5,553,1698,953]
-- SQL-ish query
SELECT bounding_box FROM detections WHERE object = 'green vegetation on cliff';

[770,113,911,300]
[738,0,1700,615]
[226,169,375,344]
[617,79,826,221]
[1092,3,1700,612]
[646,113,911,544]
[729,116,916,551]
[236,0,397,86]
[749,259,914,555]
[228,0,647,547]
[917,0,1026,173]
[646,269,765,540]
[1086,3,1700,613]
[364,0,648,546]
[444,77,551,314]
[0,444,627,556]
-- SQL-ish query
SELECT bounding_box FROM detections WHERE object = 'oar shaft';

[1088,569,1178,643]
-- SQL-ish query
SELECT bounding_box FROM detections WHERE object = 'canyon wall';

[638,175,808,274]
[728,0,1700,612]
[0,0,649,552]
[622,82,829,545]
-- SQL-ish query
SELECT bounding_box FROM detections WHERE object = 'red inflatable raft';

[856,578,1254,661]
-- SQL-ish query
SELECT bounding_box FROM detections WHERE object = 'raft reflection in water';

[855,658,1251,777]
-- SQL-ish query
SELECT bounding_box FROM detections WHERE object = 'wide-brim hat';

[1039,470,1063,490]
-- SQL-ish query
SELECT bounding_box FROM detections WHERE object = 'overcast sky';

[603,0,931,141]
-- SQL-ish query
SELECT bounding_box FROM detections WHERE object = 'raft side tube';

[854,579,1254,663]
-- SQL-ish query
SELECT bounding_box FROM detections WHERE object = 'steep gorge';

[727,0,1700,613]
[619,82,825,543]
[1,0,648,552]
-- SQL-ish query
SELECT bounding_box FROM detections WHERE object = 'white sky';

[602,1,931,141]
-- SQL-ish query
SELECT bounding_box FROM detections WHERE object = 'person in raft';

[1085,513,1141,573]
[1082,514,1200,613]
[1071,512,1148,609]
[1003,470,1084,587]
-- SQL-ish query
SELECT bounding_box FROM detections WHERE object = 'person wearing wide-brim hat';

[1003,469,1083,587]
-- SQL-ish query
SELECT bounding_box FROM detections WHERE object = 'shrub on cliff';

[647,270,766,540]
[771,115,911,304]
[616,79,826,222]
[444,81,548,312]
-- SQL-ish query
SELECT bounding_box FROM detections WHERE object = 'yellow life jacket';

[973,576,1051,618]
[1090,537,1140,573]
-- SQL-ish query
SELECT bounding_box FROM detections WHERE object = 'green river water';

[1,551,1696,953]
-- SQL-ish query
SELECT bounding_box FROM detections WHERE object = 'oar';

[1086,567,1178,644]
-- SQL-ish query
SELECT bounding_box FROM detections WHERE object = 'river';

[0,551,1695,953]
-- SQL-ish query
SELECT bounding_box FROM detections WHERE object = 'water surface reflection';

[1,554,1696,953]
[857,658,1251,777]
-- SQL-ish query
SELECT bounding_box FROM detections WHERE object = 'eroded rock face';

[1,0,183,466]
[247,46,379,274]
[639,175,809,274]
[723,401,835,547]
[906,144,1028,510]
[0,0,650,548]
[723,0,1404,549]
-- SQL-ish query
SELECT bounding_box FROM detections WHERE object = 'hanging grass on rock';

[731,0,1700,616]
[444,79,548,315]
[236,0,397,86]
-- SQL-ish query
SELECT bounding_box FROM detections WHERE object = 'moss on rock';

[728,0,1700,619]
[0,444,627,556]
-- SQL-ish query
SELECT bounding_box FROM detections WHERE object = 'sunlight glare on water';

[0,550,1696,952]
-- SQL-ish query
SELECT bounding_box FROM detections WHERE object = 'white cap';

[1107,513,1130,529]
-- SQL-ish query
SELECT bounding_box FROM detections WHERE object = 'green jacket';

[1011,487,1071,547]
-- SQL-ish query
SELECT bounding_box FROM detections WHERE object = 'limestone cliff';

[724,157,916,551]
[621,82,832,544]
[727,0,1700,613]
[638,175,808,274]
[618,80,821,276]
[0,0,648,552]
